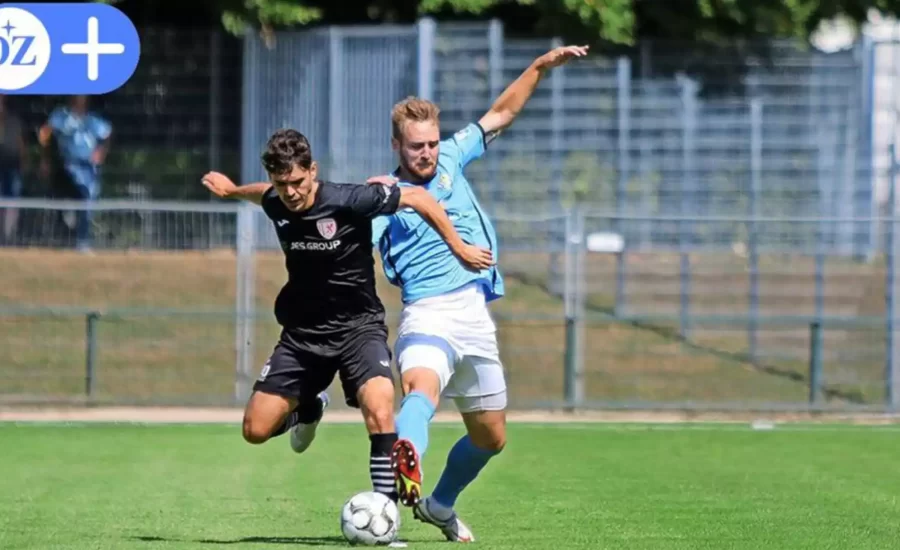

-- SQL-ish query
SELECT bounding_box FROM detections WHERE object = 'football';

[340,491,400,545]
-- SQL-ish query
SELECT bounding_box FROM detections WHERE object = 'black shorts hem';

[342,368,394,409]
[251,381,303,402]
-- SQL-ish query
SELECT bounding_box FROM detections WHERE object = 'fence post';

[563,208,586,408]
[886,144,898,409]
[487,19,504,206]
[808,321,823,405]
[563,316,577,411]
[679,76,698,339]
[416,18,436,101]
[235,203,256,404]
[748,99,762,361]
[85,311,100,399]
[548,36,564,288]
[615,57,631,317]
[328,27,345,181]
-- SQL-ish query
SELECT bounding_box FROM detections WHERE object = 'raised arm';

[477,45,589,142]
[201,171,271,205]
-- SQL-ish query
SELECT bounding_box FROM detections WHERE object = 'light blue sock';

[395,391,435,458]
[431,435,499,509]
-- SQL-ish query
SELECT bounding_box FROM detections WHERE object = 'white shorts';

[395,283,508,413]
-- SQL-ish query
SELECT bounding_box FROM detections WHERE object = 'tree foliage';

[101,0,900,48]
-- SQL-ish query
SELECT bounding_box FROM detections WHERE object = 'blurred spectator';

[39,95,112,252]
[0,94,26,245]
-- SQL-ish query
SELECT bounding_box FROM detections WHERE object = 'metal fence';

[2,193,900,411]
[3,19,900,411]
[243,19,880,259]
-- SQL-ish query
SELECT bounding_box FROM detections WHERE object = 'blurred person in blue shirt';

[0,94,27,245]
[39,95,112,252]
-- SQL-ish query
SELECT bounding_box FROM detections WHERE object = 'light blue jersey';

[372,122,504,304]
[48,106,112,165]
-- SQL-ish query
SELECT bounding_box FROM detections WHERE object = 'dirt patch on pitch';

[2,407,899,425]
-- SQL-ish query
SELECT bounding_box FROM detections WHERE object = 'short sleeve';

[47,107,66,131]
[343,183,402,219]
[260,185,280,219]
[442,123,486,168]
[90,115,112,141]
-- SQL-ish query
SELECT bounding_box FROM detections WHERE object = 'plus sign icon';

[0,3,139,94]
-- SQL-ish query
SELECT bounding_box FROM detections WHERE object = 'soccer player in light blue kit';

[369,44,589,542]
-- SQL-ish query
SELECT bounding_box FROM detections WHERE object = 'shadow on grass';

[131,534,347,546]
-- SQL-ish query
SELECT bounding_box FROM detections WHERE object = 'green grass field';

[1,422,898,550]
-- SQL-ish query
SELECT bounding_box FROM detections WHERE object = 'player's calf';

[356,376,401,503]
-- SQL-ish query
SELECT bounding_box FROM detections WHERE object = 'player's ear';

[309,161,318,180]
[391,137,400,152]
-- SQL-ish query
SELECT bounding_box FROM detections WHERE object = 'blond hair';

[391,96,440,139]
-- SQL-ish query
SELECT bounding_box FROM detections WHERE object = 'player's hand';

[453,243,495,272]
[534,45,589,71]
[202,171,238,198]
[366,175,399,186]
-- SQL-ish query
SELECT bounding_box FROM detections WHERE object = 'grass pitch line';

[2,406,900,426]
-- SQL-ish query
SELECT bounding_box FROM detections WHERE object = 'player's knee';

[358,376,396,433]
[463,409,507,453]
[401,368,441,406]
[242,416,271,445]
[472,430,506,453]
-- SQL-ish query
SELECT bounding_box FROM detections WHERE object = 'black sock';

[271,396,323,437]
[370,433,399,502]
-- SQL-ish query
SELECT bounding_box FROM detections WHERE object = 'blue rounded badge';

[0,2,140,94]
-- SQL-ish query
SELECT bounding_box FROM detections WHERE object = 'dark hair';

[261,129,312,175]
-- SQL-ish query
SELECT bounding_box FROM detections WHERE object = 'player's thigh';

[246,339,334,441]
[337,327,395,422]
[396,333,456,404]
[446,355,508,406]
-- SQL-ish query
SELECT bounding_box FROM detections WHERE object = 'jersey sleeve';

[343,183,402,219]
[442,122,487,168]
[47,107,66,131]
[260,185,280,219]
[90,115,112,141]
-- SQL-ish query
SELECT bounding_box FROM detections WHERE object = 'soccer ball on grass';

[340,491,400,545]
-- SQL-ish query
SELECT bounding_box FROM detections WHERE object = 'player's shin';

[395,391,437,457]
[369,433,400,502]
[430,435,501,513]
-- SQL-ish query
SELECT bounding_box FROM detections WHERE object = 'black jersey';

[260,181,402,337]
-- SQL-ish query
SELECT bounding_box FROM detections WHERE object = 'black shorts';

[253,324,393,408]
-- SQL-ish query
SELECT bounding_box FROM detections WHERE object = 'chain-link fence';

[3,197,900,411]
[2,18,899,411]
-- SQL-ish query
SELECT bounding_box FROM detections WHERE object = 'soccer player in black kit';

[201,129,493,504]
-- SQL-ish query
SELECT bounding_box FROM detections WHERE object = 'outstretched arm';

[478,45,589,142]
[398,186,494,271]
[201,171,271,205]
[347,182,494,271]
